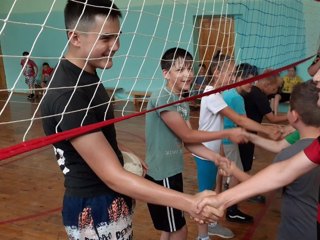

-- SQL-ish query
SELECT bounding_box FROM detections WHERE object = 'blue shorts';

[194,156,218,192]
[62,193,133,240]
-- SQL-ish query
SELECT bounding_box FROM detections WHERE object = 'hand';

[228,128,249,144]
[195,191,225,221]
[265,125,281,140]
[188,191,224,224]
[218,160,235,177]
[280,125,295,138]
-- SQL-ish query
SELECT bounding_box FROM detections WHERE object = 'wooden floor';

[0,94,283,240]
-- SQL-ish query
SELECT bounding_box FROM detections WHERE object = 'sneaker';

[226,207,254,223]
[208,223,234,238]
[28,94,34,99]
[247,195,266,204]
[195,237,210,240]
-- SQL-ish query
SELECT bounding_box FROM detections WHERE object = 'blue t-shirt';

[222,88,246,145]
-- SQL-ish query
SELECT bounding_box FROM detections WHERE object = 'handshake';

[187,156,235,224]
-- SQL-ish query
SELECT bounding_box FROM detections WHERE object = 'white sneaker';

[196,236,210,240]
[208,222,234,238]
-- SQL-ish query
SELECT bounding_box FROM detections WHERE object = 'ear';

[162,69,169,80]
[67,31,81,47]
[290,109,299,123]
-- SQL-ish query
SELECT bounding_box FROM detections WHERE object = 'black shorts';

[145,173,186,232]
[280,92,291,102]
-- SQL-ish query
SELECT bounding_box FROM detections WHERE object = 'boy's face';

[164,57,194,93]
[264,82,279,96]
[236,74,254,94]
[214,62,235,86]
[76,15,121,73]
[287,67,296,77]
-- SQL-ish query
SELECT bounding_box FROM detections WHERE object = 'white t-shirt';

[198,85,227,153]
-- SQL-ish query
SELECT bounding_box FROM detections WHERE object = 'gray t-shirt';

[145,88,189,180]
[273,138,320,240]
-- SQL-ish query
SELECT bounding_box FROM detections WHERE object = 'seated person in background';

[279,66,303,103]
[41,62,54,90]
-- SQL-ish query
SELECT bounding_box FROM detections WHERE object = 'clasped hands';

[188,156,232,224]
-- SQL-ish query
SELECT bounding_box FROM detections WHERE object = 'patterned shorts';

[62,193,133,240]
[25,76,36,85]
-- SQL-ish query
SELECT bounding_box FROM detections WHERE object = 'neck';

[295,124,320,139]
[65,51,95,74]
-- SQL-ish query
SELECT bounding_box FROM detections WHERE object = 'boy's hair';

[234,63,258,79]
[290,80,320,127]
[208,50,234,76]
[64,0,122,31]
[22,51,29,56]
[42,62,49,67]
[160,47,193,70]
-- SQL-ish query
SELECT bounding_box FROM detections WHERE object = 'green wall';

[0,0,319,95]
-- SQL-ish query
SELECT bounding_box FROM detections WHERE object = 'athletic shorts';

[62,193,133,240]
[145,173,186,232]
[223,143,244,171]
[194,156,218,192]
[25,76,36,85]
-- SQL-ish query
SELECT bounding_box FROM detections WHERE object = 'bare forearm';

[182,129,232,143]
[217,151,315,209]
[248,133,288,153]
[308,61,320,76]
[237,116,268,135]
[185,143,220,164]
[107,170,193,211]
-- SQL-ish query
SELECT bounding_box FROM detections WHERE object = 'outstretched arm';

[220,106,281,140]
[248,132,290,153]
[160,111,248,144]
[198,150,317,211]
[71,131,222,222]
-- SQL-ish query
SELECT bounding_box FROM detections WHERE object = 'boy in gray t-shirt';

[219,80,320,240]
[145,47,248,240]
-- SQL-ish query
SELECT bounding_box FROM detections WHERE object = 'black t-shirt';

[242,85,272,123]
[41,59,124,198]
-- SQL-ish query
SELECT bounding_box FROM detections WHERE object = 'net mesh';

[0,0,319,159]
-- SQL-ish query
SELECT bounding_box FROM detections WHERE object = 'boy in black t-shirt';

[40,1,221,239]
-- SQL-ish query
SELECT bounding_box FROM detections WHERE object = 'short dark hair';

[64,0,122,31]
[42,62,49,67]
[234,63,258,79]
[22,51,29,56]
[160,47,193,70]
[290,80,320,127]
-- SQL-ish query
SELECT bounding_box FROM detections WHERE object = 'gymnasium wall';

[0,0,319,94]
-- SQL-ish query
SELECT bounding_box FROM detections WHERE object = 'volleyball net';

[0,0,319,160]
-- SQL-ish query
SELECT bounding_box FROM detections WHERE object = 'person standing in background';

[20,51,38,100]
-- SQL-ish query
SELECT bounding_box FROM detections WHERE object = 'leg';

[62,194,133,240]
[223,144,254,223]
[145,174,187,240]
